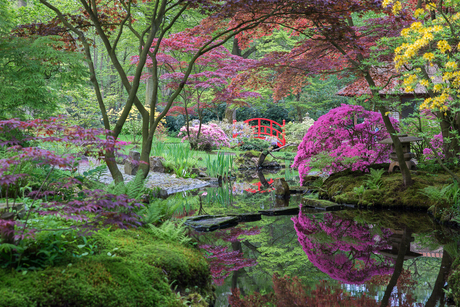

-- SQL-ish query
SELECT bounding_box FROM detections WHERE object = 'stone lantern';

[378,134,423,173]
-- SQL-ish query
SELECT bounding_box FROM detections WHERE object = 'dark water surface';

[190,169,459,307]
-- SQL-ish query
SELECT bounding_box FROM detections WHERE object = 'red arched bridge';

[233,118,286,147]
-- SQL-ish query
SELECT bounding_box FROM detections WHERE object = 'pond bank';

[0,228,214,307]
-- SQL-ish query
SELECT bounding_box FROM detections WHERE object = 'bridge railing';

[233,118,286,147]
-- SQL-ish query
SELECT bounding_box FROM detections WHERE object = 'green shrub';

[283,115,315,143]
[239,138,271,151]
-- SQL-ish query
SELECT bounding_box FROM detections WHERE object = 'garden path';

[77,158,210,195]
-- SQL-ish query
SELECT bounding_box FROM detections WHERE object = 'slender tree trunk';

[425,251,452,307]
[380,228,411,307]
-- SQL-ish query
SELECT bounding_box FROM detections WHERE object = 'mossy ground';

[448,257,460,305]
[317,167,456,209]
[0,228,212,307]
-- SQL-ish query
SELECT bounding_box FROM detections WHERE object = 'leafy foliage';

[147,220,192,246]
[292,211,394,284]
[178,123,230,151]
[239,138,271,151]
[292,105,397,184]
[104,171,147,200]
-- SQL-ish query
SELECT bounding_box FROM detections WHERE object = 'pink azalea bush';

[422,133,444,160]
[178,123,230,150]
[292,210,394,284]
[292,104,398,184]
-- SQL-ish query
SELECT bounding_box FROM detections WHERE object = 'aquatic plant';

[292,104,397,184]
[292,211,394,284]
[205,152,233,178]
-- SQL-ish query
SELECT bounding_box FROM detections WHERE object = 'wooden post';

[282,119,286,146]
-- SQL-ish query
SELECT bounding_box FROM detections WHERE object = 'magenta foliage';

[292,210,394,284]
[200,244,257,286]
[178,123,230,149]
[422,133,444,160]
[0,117,141,240]
[195,226,260,285]
[292,104,397,183]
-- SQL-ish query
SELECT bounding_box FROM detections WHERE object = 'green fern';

[147,220,191,245]
[139,196,183,225]
[365,168,385,190]
[104,172,146,200]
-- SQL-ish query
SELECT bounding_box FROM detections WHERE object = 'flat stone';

[259,206,299,216]
[229,213,262,222]
[184,215,239,232]
[289,186,308,194]
[302,198,343,211]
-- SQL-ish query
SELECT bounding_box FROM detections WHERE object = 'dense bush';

[178,123,229,151]
[239,138,272,151]
[283,114,315,143]
[292,104,397,184]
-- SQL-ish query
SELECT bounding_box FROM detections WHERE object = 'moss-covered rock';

[321,168,454,209]
[0,228,212,307]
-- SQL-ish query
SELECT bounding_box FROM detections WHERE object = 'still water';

[190,169,458,307]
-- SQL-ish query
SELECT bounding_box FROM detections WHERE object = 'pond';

[185,168,459,307]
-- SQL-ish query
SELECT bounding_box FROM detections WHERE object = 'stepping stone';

[259,206,299,216]
[289,186,309,194]
[184,215,239,232]
[229,213,262,222]
[302,198,344,211]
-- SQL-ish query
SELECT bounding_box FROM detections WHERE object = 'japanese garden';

[2,0,460,306]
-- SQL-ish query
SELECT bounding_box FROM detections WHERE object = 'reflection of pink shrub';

[423,133,444,160]
[292,210,394,284]
[292,105,397,184]
[178,123,229,149]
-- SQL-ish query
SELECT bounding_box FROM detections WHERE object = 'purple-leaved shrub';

[0,117,142,242]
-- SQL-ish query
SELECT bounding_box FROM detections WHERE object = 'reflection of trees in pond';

[196,226,260,285]
[292,211,395,284]
[229,274,381,307]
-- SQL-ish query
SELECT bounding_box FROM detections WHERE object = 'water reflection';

[193,206,459,306]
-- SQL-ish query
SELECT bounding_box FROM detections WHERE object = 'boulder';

[124,161,138,175]
[124,150,141,175]
[149,156,166,173]
[273,178,290,199]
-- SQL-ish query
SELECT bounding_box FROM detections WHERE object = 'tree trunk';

[380,227,411,307]
[440,113,458,161]
[17,0,26,7]
[296,106,303,122]
[145,67,153,106]
[105,150,124,184]
[425,250,452,307]
[225,106,234,123]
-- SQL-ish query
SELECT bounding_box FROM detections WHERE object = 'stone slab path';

[77,158,209,195]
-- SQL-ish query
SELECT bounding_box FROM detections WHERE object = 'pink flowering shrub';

[292,104,397,184]
[178,123,230,150]
[292,210,394,284]
[422,133,444,160]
